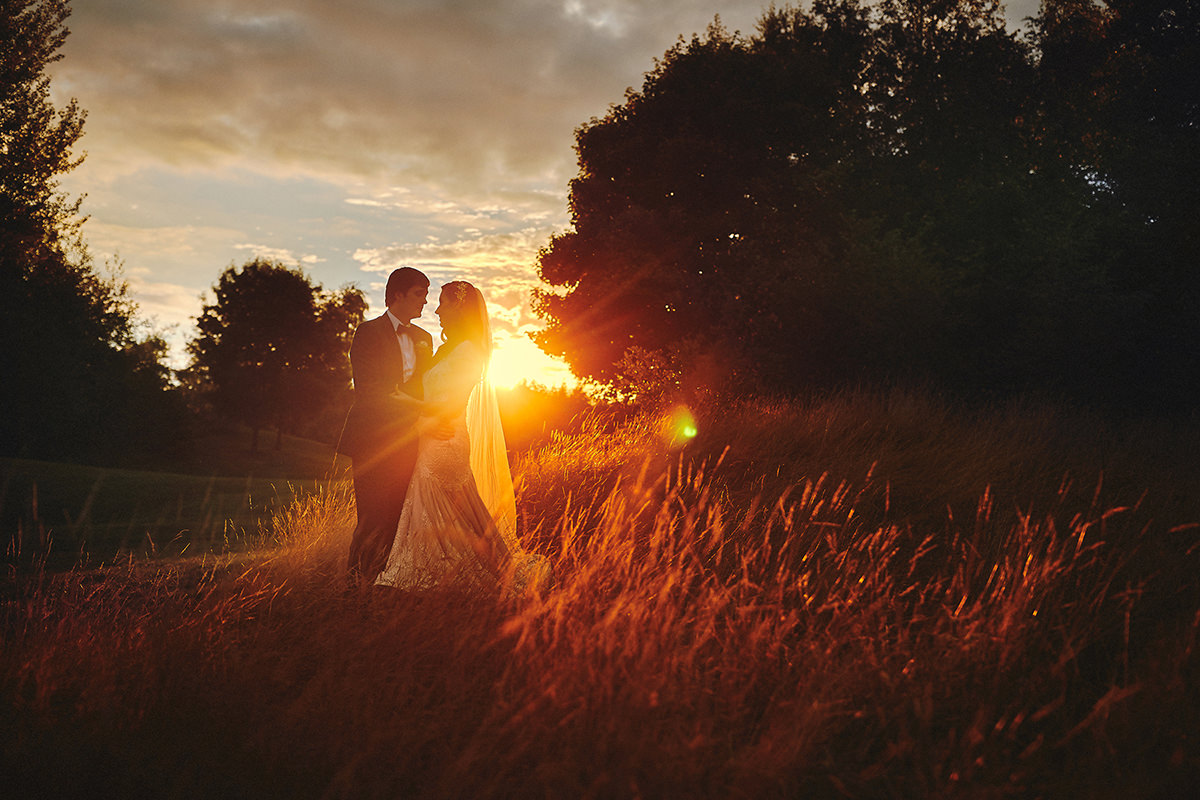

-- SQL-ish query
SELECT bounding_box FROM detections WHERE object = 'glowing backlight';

[486,334,575,390]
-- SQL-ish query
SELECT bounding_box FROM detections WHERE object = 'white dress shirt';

[386,309,417,383]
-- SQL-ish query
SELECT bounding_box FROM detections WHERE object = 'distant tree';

[1,0,185,463]
[186,258,365,452]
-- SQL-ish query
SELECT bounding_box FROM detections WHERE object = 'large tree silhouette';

[1,0,184,463]
[535,0,1198,409]
[537,7,875,395]
[1032,0,1200,402]
[186,258,365,451]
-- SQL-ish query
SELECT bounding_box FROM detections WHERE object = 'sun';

[487,334,574,390]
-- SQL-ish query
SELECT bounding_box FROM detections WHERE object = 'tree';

[864,0,1118,392]
[0,0,84,265]
[186,258,366,452]
[1,0,185,463]
[1031,0,1200,404]
[535,5,879,396]
[534,0,1196,409]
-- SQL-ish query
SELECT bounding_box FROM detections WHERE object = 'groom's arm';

[350,322,406,414]
[349,322,385,396]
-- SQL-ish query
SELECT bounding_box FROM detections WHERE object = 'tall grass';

[2,389,1197,798]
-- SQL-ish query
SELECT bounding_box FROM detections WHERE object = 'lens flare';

[663,405,698,448]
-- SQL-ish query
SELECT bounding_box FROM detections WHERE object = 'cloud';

[232,243,324,265]
[354,226,558,333]
[52,1,771,200]
[53,0,1044,205]
[357,226,553,277]
[84,220,249,282]
[126,278,206,329]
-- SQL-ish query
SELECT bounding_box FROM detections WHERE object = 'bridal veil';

[462,285,519,551]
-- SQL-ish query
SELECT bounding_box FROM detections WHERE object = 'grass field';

[2,389,1198,798]
[2,424,351,570]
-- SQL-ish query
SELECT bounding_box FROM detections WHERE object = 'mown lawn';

[2,424,351,569]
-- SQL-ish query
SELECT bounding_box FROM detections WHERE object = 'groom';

[340,267,434,581]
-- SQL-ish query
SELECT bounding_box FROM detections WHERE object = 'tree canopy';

[534,0,1200,409]
[1,0,185,463]
[186,258,366,451]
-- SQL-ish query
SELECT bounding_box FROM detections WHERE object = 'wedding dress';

[375,338,543,593]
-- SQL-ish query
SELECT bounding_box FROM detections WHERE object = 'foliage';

[535,0,1200,410]
[185,258,366,451]
[0,0,83,258]
[1030,0,1200,403]
[0,0,187,464]
[3,391,1198,797]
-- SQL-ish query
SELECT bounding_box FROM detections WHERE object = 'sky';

[49,0,1042,389]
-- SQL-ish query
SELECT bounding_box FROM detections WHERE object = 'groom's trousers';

[348,439,418,580]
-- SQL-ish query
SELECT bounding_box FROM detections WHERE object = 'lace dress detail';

[375,341,517,592]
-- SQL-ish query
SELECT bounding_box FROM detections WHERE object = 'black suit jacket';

[339,314,434,461]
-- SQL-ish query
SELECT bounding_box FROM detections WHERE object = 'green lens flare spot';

[663,405,698,448]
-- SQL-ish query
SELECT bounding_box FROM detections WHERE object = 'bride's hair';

[439,281,490,355]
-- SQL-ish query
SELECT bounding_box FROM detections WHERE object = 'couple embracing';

[340,268,539,593]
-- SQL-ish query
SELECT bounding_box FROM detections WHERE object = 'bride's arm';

[422,342,485,420]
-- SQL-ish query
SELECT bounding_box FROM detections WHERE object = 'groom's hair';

[385,267,430,305]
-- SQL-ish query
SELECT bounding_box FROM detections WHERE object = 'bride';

[375,280,543,593]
